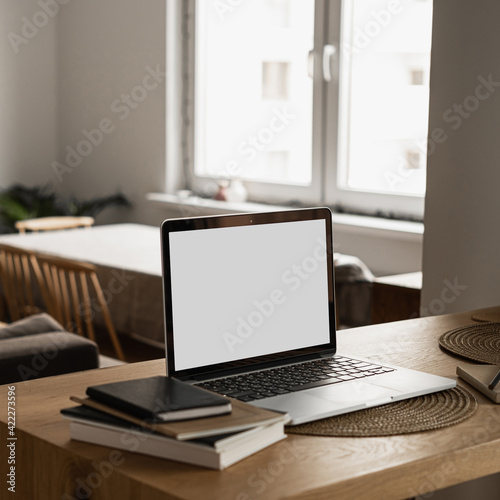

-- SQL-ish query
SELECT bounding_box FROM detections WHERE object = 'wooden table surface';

[1,307,500,500]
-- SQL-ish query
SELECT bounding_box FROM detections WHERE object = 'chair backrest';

[15,216,95,234]
[32,253,125,361]
[0,244,48,321]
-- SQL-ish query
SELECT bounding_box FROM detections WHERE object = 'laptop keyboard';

[195,356,395,402]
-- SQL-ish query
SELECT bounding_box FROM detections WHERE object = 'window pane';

[339,0,433,196]
[195,0,315,186]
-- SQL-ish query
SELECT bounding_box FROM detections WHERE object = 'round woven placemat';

[286,386,476,437]
[439,323,500,364]
[471,312,500,323]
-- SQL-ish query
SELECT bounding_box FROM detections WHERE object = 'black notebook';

[86,376,231,422]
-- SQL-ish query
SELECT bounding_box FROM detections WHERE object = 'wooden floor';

[94,328,165,364]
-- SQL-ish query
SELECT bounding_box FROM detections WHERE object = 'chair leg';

[91,273,125,361]
[80,274,96,342]
[101,306,126,362]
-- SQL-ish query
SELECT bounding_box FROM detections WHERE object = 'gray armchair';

[0,313,99,384]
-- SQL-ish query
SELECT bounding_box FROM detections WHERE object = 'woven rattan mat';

[471,312,500,323]
[286,386,476,437]
[439,323,500,364]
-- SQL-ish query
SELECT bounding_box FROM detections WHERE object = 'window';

[179,0,433,220]
[330,0,432,217]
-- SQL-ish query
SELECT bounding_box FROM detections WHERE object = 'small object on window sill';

[225,179,248,203]
[176,189,194,199]
[214,180,229,201]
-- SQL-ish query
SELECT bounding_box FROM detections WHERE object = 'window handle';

[308,49,315,79]
[322,44,337,82]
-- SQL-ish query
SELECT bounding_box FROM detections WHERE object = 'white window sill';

[146,192,280,214]
[146,192,424,243]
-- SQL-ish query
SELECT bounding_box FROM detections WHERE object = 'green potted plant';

[0,184,131,234]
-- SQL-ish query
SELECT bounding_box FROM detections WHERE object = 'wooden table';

[1,306,500,499]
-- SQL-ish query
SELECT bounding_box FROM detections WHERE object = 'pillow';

[0,313,65,340]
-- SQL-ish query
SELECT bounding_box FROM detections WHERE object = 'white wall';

[55,0,166,225]
[0,0,58,187]
[422,0,500,314]
[1,0,167,226]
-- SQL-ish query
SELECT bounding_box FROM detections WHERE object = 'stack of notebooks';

[61,376,289,470]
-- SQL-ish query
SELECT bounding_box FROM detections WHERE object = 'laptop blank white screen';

[169,219,330,371]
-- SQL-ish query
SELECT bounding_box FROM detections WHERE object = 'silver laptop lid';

[160,207,336,381]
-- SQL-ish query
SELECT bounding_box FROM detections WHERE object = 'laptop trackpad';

[310,380,401,405]
[253,381,402,423]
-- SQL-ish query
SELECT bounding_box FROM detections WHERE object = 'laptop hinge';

[320,349,336,358]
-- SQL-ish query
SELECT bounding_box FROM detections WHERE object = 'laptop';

[160,207,455,425]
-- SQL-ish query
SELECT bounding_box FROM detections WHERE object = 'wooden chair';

[15,216,95,234]
[32,253,125,361]
[0,244,49,322]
